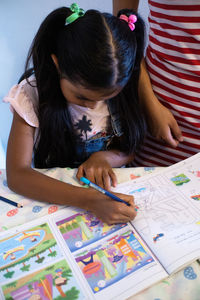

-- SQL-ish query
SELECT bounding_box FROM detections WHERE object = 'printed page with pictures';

[113,152,200,275]
[0,208,167,300]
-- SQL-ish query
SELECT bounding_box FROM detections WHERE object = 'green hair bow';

[65,3,85,25]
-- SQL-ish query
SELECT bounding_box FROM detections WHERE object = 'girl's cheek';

[84,101,98,109]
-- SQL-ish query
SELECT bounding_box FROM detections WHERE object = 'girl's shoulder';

[3,75,39,127]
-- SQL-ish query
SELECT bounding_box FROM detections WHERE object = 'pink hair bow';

[119,14,137,31]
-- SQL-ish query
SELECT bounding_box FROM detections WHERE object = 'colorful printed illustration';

[191,170,200,178]
[75,229,154,293]
[191,194,200,201]
[0,223,62,283]
[153,233,164,243]
[130,173,140,180]
[2,259,85,300]
[170,174,190,186]
[129,187,146,194]
[56,212,127,252]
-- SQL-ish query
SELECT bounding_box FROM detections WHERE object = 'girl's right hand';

[85,188,137,224]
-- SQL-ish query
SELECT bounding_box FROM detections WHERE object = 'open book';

[0,152,200,300]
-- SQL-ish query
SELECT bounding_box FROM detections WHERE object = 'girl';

[4,3,146,224]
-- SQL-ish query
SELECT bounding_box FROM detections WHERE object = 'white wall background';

[0,0,149,167]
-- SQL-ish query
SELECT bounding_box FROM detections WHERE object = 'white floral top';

[3,76,111,141]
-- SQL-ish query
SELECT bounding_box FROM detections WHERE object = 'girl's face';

[60,78,121,109]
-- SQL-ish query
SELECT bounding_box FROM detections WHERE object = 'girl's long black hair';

[24,6,146,168]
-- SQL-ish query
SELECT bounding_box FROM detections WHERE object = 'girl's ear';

[51,54,59,71]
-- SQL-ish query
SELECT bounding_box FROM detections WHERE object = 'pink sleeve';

[3,79,39,128]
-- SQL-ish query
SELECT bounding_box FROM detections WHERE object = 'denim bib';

[73,99,123,166]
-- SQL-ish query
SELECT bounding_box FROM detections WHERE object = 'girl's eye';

[77,96,93,102]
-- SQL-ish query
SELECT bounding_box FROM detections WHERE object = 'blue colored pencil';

[0,196,23,208]
[80,177,130,206]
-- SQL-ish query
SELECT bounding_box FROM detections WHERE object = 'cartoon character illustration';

[153,233,164,243]
[191,194,200,201]
[3,246,24,261]
[171,174,190,186]
[28,286,41,300]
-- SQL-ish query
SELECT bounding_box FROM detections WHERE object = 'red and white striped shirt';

[134,0,200,166]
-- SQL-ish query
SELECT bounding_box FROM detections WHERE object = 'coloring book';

[0,152,200,300]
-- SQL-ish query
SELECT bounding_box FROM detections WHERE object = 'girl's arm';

[6,111,136,224]
[76,150,134,190]
[139,60,183,147]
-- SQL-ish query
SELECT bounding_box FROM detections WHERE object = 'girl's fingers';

[116,194,136,218]
[91,168,117,190]
[163,127,179,148]
[114,195,136,218]
[116,193,135,205]
[106,207,136,224]
[170,121,183,142]
[77,165,96,186]
[95,169,105,188]
[91,192,137,224]
[106,216,132,225]
[108,169,118,188]
[76,165,84,183]
[102,170,112,190]
[80,165,96,184]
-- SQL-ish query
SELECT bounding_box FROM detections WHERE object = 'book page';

[0,208,167,300]
[0,212,92,300]
[113,153,200,274]
[53,209,167,300]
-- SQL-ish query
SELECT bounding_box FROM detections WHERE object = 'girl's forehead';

[60,78,121,100]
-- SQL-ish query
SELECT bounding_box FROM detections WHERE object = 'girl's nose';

[86,101,98,109]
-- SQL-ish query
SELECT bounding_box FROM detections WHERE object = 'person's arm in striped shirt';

[113,0,183,147]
